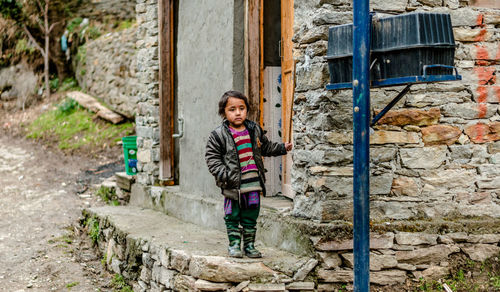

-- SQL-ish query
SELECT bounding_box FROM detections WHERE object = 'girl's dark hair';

[218,90,250,118]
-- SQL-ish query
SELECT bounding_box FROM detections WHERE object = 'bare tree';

[1,0,60,99]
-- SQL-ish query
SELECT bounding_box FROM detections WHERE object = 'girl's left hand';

[285,143,293,152]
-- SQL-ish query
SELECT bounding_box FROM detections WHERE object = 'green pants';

[224,199,260,231]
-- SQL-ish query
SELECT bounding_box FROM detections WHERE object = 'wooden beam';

[158,0,175,180]
[66,91,124,124]
[247,0,261,122]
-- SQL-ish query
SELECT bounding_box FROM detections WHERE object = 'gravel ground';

[0,126,124,291]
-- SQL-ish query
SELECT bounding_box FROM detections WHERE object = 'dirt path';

[0,133,122,291]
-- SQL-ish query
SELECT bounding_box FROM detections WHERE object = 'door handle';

[172,118,184,138]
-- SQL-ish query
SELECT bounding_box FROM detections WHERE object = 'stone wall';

[134,0,161,186]
[80,0,137,20]
[76,26,139,118]
[84,205,500,290]
[291,0,500,222]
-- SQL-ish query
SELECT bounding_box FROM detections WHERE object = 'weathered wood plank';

[66,91,124,124]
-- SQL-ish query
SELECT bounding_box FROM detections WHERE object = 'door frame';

[246,0,295,198]
[158,0,175,183]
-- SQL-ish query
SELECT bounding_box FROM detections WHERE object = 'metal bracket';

[172,118,184,138]
[370,84,411,126]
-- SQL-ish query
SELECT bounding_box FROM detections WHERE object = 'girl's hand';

[285,142,293,152]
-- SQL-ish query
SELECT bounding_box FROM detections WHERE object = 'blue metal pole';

[352,0,371,291]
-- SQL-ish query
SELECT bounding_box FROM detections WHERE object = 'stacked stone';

[291,0,500,222]
[314,231,500,289]
[86,210,319,292]
[85,206,500,290]
[79,0,137,20]
[135,0,161,186]
[76,26,139,119]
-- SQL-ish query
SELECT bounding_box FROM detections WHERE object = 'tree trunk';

[44,0,50,99]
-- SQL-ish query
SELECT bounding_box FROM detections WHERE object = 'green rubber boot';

[243,228,262,258]
[227,227,243,258]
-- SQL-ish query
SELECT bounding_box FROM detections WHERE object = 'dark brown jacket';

[205,120,286,198]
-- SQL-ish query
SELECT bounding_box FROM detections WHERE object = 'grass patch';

[96,186,120,206]
[25,97,134,153]
[111,274,133,292]
[86,216,100,245]
[66,281,79,289]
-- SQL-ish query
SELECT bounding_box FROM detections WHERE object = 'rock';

[488,141,500,154]
[400,146,447,169]
[413,266,449,281]
[396,245,460,265]
[312,9,352,25]
[371,173,394,195]
[421,125,462,146]
[194,279,232,291]
[169,249,191,273]
[442,103,496,120]
[286,282,315,291]
[462,244,500,262]
[466,234,500,244]
[370,270,407,285]
[371,0,407,12]
[447,232,469,243]
[159,247,170,267]
[421,169,477,190]
[465,122,500,143]
[159,267,176,288]
[395,232,438,246]
[371,147,398,163]
[418,0,442,6]
[327,132,353,145]
[174,275,197,292]
[188,256,275,282]
[370,130,420,145]
[293,258,318,281]
[317,269,353,283]
[297,26,329,45]
[397,263,416,271]
[140,266,152,282]
[341,253,398,271]
[454,28,494,42]
[228,281,250,292]
[437,235,454,244]
[314,233,394,251]
[376,108,440,126]
[391,177,421,196]
[247,283,286,291]
[476,177,500,189]
[317,252,342,269]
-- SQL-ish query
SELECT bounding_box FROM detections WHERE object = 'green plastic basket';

[122,136,137,175]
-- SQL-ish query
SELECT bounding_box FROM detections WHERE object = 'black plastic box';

[326,13,455,84]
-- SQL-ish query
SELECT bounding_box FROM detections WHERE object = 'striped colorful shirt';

[229,127,262,194]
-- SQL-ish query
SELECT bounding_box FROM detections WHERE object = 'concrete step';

[83,205,319,291]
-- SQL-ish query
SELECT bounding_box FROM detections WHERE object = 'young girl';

[205,90,292,258]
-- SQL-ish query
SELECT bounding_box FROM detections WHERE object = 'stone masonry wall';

[76,26,139,118]
[80,0,137,20]
[84,206,500,290]
[134,0,161,186]
[291,0,500,222]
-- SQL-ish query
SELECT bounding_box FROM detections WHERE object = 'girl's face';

[224,97,247,129]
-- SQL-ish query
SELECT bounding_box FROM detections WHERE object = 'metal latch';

[173,118,184,138]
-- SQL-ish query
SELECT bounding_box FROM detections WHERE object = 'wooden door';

[281,0,294,198]
[158,0,175,183]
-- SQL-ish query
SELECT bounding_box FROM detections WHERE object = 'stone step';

[83,205,318,291]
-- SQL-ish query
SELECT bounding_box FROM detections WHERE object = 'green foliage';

[56,98,81,116]
[96,186,120,206]
[116,20,134,31]
[59,77,79,91]
[0,0,23,22]
[86,217,100,244]
[14,38,35,54]
[26,98,134,151]
[49,77,59,91]
[111,274,133,292]
[76,45,86,65]
[66,17,83,33]
[66,281,79,289]
[491,275,500,288]
[87,26,101,40]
